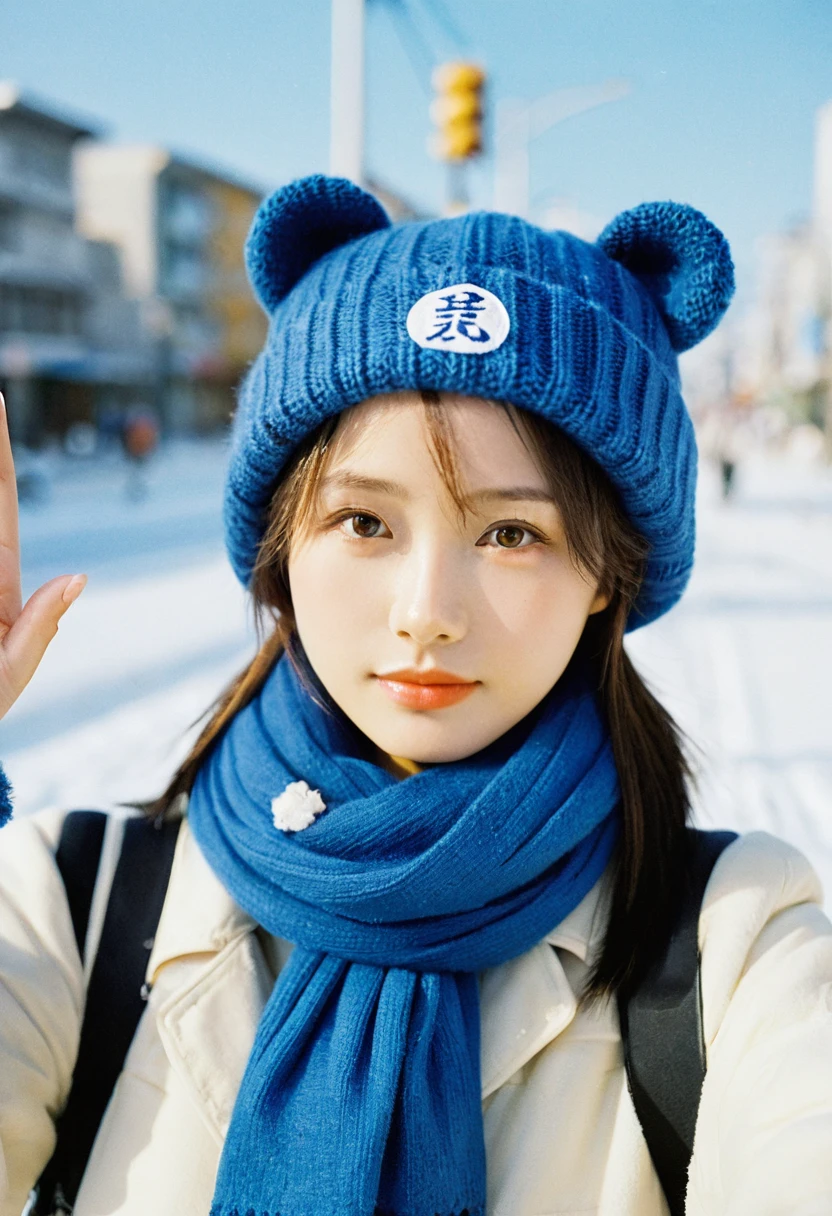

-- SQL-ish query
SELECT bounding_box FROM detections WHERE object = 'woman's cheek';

[312,549,389,644]
[335,553,386,611]
[488,563,593,674]
[478,560,559,638]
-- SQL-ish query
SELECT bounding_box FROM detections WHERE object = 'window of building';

[14,135,70,189]
[173,302,219,348]
[162,243,207,296]
[0,203,19,251]
[164,183,212,243]
[0,283,84,335]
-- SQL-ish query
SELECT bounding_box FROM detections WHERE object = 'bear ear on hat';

[245,174,391,313]
[596,201,735,353]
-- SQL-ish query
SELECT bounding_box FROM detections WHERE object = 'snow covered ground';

[627,455,832,906]
[2,437,831,907]
[2,438,257,812]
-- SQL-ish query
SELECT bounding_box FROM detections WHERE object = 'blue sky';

[2,0,831,287]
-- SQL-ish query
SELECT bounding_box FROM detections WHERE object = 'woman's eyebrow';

[474,487,556,505]
[321,470,556,504]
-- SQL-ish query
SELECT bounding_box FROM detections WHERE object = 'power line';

[379,0,436,95]
[416,0,471,54]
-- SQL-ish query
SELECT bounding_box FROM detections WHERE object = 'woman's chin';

[359,716,500,768]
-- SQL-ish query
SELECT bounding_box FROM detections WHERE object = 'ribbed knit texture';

[0,764,11,827]
[224,175,734,628]
[188,651,621,1215]
[596,200,736,354]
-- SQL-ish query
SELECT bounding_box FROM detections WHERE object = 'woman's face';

[287,392,609,765]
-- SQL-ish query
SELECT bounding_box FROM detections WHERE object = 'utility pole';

[493,79,631,220]
[330,0,366,184]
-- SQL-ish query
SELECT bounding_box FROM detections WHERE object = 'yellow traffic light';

[430,62,485,162]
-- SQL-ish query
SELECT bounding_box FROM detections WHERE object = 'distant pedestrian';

[701,394,757,502]
[120,406,159,499]
[720,451,736,498]
[0,177,830,1216]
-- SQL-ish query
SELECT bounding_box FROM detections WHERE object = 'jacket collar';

[544,872,610,964]
[479,874,611,1097]
[146,816,268,1142]
[147,814,256,986]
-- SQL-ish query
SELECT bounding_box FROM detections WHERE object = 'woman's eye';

[334,512,541,549]
[339,512,389,540]
[482,524,541,550]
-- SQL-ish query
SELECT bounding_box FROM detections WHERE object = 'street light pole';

[330,0,366,185]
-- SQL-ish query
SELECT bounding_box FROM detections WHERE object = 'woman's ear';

[596,201,735,352]
[246,174,391,314]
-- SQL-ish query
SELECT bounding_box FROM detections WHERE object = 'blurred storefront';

[0,83,152,447]
[3,86,429,444]
[74,145,267,434]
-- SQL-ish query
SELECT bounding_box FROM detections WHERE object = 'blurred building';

[689,97,832,452]
[541,200,604,242]
[0,83,151,446]
[814,99,832,255]
[365,176,431,223]
[74,146,267,433]
[748,99,832,432]
[812,99,832,443]
[751,224,828,419]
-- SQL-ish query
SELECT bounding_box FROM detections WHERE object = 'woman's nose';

[388,542,468,647]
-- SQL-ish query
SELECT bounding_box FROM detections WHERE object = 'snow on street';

[2,439,256,812]
[628,455,832,906]
[2,438,831,907]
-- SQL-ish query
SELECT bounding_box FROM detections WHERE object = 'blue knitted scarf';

[188,650,620,1216]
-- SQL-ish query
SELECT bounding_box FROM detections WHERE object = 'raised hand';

[0,392,86,721]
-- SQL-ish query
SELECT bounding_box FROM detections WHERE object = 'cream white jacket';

[0,808,830,1216]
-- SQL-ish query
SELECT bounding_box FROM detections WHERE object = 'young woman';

[0,175,830,1216]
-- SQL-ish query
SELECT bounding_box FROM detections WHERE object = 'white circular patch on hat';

[406,283,510,354]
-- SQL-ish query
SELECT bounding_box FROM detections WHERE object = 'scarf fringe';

[210,1208,482,1216]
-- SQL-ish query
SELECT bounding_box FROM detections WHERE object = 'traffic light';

[430,62,486,162]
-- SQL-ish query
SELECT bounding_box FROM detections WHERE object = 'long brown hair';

[153,390,692,1001]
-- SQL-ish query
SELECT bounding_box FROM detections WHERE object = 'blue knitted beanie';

[225,175,734,627]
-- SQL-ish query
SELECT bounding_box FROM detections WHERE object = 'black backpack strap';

[617,828,738,1216]
[36,813,180,1215]
[54,811,107,961]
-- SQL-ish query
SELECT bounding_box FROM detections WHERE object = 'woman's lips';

[375,678,479,710]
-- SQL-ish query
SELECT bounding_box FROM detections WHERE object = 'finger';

[0,573,86,708]
[0,393,22,627]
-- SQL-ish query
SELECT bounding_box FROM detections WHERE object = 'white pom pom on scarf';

[271,780,327,832]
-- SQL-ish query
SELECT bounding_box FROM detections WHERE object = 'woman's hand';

[0,392,86,721]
